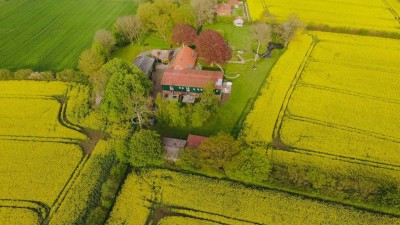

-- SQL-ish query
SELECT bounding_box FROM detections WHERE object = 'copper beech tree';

[171,23,197,46]
[195,29,232,66]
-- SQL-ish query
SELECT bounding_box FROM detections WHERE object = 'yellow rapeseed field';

[243,33,313,145]
[247,0,400,32]
[0,81,88,224]
[0,208,40,225]
[0,141,83,206]
[0,81,67,97]
[158,216,219,225]
[107,169,400,225]
[244,32,400,167]
[0,98,86,141]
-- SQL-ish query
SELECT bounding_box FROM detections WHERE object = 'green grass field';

[0,0,137,71]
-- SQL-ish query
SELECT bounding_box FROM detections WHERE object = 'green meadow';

[0,0,136,71]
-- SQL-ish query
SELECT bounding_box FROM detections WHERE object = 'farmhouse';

[162,134,209,161]
[133,55,156,78]
[171,45,197,70]
[161,68,223,101]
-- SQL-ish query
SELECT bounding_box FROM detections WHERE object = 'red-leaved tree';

[171,24,197,46]
[195,29,232,65]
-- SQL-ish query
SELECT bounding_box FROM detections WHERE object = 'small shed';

[133,55,156,78]
[233,18,244,27]
[162,137,187,161]
[186,134,208,149]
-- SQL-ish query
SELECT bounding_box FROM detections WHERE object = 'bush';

[56,69,88,83]
[0,69,13,80]
[86,207,107,225]
[14,69,33,80]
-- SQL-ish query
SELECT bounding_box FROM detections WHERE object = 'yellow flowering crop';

[0,141,83,207]
[0,208,40,225]
[0,81,67,97]
[158,216,219,225]
[108,169,400,224]
[242,33,313,145]
[243,32,400,167]
[247,0,400,32]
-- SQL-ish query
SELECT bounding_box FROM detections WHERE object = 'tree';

[196,29,232,65]
[128,130,164,167]
[78,48,105,78]
[94,29,116,53]
[137,0,196,45]
[165,101,187,127]
[0,69,13,80]
[56,69,87,83]
[191,133,240,172]
[114,15,144,45]
[252,23,272,61]
[14,69,33,80]
[225,148,272,183]
[100,58,151,125]
[275,14,303,47]
[199,82,219,113]
[124,92,154,129]
[171,23,197,46]
[190,0,217,29]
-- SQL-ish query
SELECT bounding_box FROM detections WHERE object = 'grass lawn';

[156,23,283,139]
[114,34,170,62]
[0,0,137,71]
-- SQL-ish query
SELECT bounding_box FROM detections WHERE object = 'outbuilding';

[133,55,156,78]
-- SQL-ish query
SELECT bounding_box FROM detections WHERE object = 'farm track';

[308,59,400,74]
[320,39,400,50]
[0,199,49,223]
[381,0,400,24]
[296,82,400,106]
[272,37,317,140]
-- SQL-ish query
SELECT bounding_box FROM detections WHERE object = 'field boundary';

[271,36,317,141]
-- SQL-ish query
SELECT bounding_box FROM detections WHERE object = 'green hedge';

[49,141,115,225]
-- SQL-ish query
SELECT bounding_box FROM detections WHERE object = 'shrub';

[14,69,33,80]
[0,69,13,80]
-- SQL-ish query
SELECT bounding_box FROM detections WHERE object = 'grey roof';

[133,56,155,75]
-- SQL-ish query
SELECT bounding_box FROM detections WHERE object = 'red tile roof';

[186,134,208,148]
[162,68,224,89]
[216,3,232,16]
[172,46,197,70]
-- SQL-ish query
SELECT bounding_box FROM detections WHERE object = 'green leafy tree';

[78,48,105,78]
[128,130,164,167]
[165,101,187,127]
[225,148,272,183]
[137,0,196,45]
[100,58,151,126]
[0,69,13,80]
[185,132,240,172]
